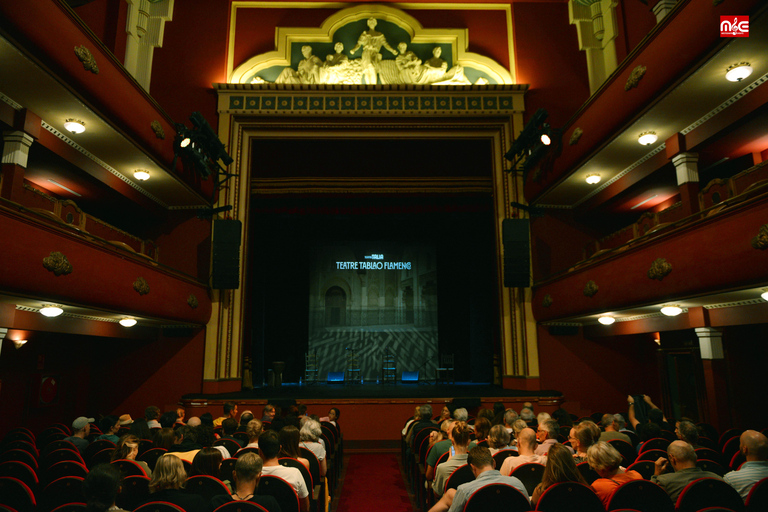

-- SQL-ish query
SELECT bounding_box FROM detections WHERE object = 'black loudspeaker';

[212,219,242,289]
[502,219,530,288]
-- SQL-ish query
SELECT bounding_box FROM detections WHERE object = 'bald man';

[499,428,545,475]
[724,430,768,501]
[651,440,722,503]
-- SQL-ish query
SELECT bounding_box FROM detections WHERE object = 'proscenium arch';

[208,84,539,393]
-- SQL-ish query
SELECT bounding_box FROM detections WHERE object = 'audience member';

[279,425,310,470]
[723,430,768,501]
[145,406,161,429]
[530,443,587,507]
[500,427,545,475]
[97,415,120,443]
[453,408,469,423]
[214,402,239,428]
[503,409,519,434]
[599,414,632,443]
[651,440,722,502]
[65,416,93,455]
[425,420,456,483]
[209,452,282,511]
[432,421,472,497]
[262,404,276,423]
[402,405,421,436]
[550,407,573,428]
[299,418,327,476]
[405,404,435,445]
[491,402,506,425]
[476,408,495,423]
[628,394,670,432]
[473,417,491,445]
[159,411,178,429]
[319,407,340,429]
[437,405,453,426]
[118,414,133,428]
[244,419,263,449]
[259,430,310,512]
[510,419,528,447]
[175,406,186,426]
[428,445,528,512]
[536,412,550,427]
[166,425,203,463]
[153,428,176,450]
[588,441,642,508]
[187,416,201,428]
[144,454,205,512]
[191,447,231,492]
[675,420,701,448]
[635,421,662,453]
[536,419,569,456]
[520,407,536,428]
[571,420,600,463]
[222,418,244,447]
[130,418,151,440]
[83,463,128,512]
[111,434,152,476]
[487,424,512,455]
[239,410,255,431]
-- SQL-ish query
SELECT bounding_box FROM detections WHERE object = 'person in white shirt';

[259,430,310,512]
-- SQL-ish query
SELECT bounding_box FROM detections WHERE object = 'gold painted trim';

[252,176,493,195]
[228,2,515,84]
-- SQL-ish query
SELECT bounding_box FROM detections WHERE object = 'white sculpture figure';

[326,41,348,67]
[275,45,323,84]
[349,18,398,85]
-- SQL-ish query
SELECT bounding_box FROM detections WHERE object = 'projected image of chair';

[304,352,319,384]
[345,350,361,385]
[435,353,455,384]
[382,351,396,384]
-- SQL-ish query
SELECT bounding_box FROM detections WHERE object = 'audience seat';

[235,448,259,457]
[511,462,545,496]
[258,474,300,512]
[675,477,745,512]
[220,458,238,483]
[116,475,151,511]
[138,448,168,472]
[606,478,673,512]
[50,504,87,512]
[41,441,77,459]
[2,441,38,461]
[134,502,187,512]
[721,436,741,460]
[214,439,241,456]
[729,451,746,471]
[138,439,154,456]
[696,459,728,477]
[112,458,150,478]
[745,476,768,512]
[718,430,743,450]
[41,449,85,471]
[185,474,231,502]
[0,461,39,495]
[635,449,667,462]
[639,438,669,453]
[695,447,724,466]
[607,439,636,467]
[444,464,475,493]
[213,501,269,512]
[36,429,67,449]
[84,440,115,463]
[42,460,88,486]
[44,476,85,511]
[279,458,316,501]
[534,481,603,512]
[0,476,37,512]
[576,461,600,484]
[1,449,39,471]
[492,449,518,470]
[626,460,655,480]
[88,448,114,469]
[463,483,530,512]
[698,437,718,451]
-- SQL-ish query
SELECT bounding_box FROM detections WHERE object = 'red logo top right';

[721,16,750,37]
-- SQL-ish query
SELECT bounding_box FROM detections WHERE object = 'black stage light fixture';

[505,108,557,181]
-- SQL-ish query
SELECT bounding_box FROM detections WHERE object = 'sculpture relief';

[648,258,672,280]
[261,18,474,86]
[43,251,73,276]
[133,277,150,296]
[583,280,598,297]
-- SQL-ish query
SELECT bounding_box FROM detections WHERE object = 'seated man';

[432,422,472,498]
[262,404,276,422]
[429,445,529,512]
[166,425,203,463]
[426,420,456,483]
[214,402,239,428]
[651,440,722,503]
[145,406,161,429]
[675,420,702,449]
[535,419,571,456]
[724,430,768,501]
[65,416,93,455]
[259,430,310,512]
[599,414,632,444]
[405,404,436,447]
[222,418,245,447]
[210,452,282,511]
[500,428,545,475]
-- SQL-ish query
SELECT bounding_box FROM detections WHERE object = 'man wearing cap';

[65,416,93,455]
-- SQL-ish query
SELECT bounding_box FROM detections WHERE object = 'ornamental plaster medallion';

[188,294,198,309]
[751,224,768,250]
[648,258,672,280]
[42,251,73,276]
[625,65,646,91]
[569,127,583,146]
[74,45,99,74]
[583,280,598,297]
[151,120,165,140]
[543,294,553,308]
[133,277,150,295]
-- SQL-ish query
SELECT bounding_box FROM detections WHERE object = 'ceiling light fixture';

[660,305,682,317]
[40,305,64,317]
[119,318,138,327]
[133,169,150,181]
[598,315,615,325]
[63,119,86,134]
[725,62,753,82]
[586,173,601,185]
[638,131,658,146]
[761,290,768,301]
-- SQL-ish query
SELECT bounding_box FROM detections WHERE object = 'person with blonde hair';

[210,452,282,510]
[588,441,642,508]
[571,420,601,463]
[110,434,152,477]
[141,454,205,512]
[432,421,472,497]
[530,443,587,506]
[299,418,327,476]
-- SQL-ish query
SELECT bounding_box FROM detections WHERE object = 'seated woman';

[279,425,310,471]
[487,424,512,455]
[111,434,152,477]
[143,455,206,512]
[587,441,643,508]
[153,427,176,451]
[299,418,327,477]
[473,417,491,446]
[571,420,601,463]
[530,443,588,507]
[191,447,231,492]
[510,419,528,448]
[83,463,129,512]
[242,419,263,450]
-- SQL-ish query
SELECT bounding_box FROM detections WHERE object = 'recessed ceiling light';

[638,131,657,146]
[586,173,601,185]
[40,305,64,317]
[761,290,768,301]
[660,305,682,317]
[598,315,615,325]
[133,170,150,181]
[63,119,86,134]
[119,318,137,327]
[725,62,753,82]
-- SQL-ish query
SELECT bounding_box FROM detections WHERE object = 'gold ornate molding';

[42,251,73,276]
[569,127,583,146]
[74,45,99,74]
[625,65,646,91]
[648,257,672,280]
[542,294,553,308]
[133,277,150,295]
[151,120,165,140]
[751,224,768,250]
[188,294,199,309]
[583,280,598,297]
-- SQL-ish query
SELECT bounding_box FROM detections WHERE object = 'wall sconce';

[13,339,28,349]
[586,173,601,184]
[119,318,137,327]
[64,119,86,134]
[638,131,658,146]
[598,315,615,325]
[660,305,682,316]
[725,62,752,82]
[40,305,64,317]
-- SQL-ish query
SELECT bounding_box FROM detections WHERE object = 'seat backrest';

[112,458,149,478]
[718,429,743,449]
[412,426,438,453]
[695,447,724,465]
[115,474,150,511]
[137,447,168,471]
[258,475,300,512]
[41,448,84,470]
[214,438,241,456]
[635,449,667,462]
[279,457,313,491]
[626,460,655,480]
[84,439,116,462]
[722,436,741,459]
[444,464,475,493]
[463,483,530,512]
[607,478,674,512]
[434,450,450,470]
[0,476,37,511]
[607,439,636,466]
[236,447,260,457]
[2,441,38,460]
[298,447,321,486]
[746,476,768,512]
[639,438,670,453]
[576,461,600,484]
[729,450,746,471]
[510,462,545,495]
[0,461,39,492]
[220,458,238,483]
[87,448,114,469]
[535,481,604,512]
[134,501,187,512]
[675,477,745,512]
[492,449,518,470]
[0,449,39,470]
[43,460,89,486]
[213,501,269,512]
[696,459,728,477]
[185,474,231,502]
[44,476,85,510]
[41,440,77,459]
[50,503,88,512]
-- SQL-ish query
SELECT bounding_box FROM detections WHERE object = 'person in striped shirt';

[724,430,768,501]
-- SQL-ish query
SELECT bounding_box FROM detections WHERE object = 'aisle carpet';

[335,453,412,512]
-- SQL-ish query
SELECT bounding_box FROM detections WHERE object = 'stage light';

[540,133,551,145]
[119,318,137,327]
[64,119,86,134]
[598,315,615,325]
[586,173,601,184]
[660,305,682,316]
[40,305,64,317]
[725,62,752,82]
[638,131,657,146]
[180,137,191,148]
[133,169,150,181]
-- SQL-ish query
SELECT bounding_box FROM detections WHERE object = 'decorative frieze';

[647,258,672,280]
[74,45,99,74]
[42,251,73,276]
[133,277,150,295]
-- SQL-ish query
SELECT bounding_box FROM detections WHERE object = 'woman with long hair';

[530,442,587,506]
[473,417,491,446]
[279,425,310,470]
[111,434,152,477]
[153,427,176,450]
[142,455,205,512]
[83,463,128,512]
[191,447,232,491]
[487,424,511,454]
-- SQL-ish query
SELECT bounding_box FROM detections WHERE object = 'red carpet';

[335,453,412,512]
